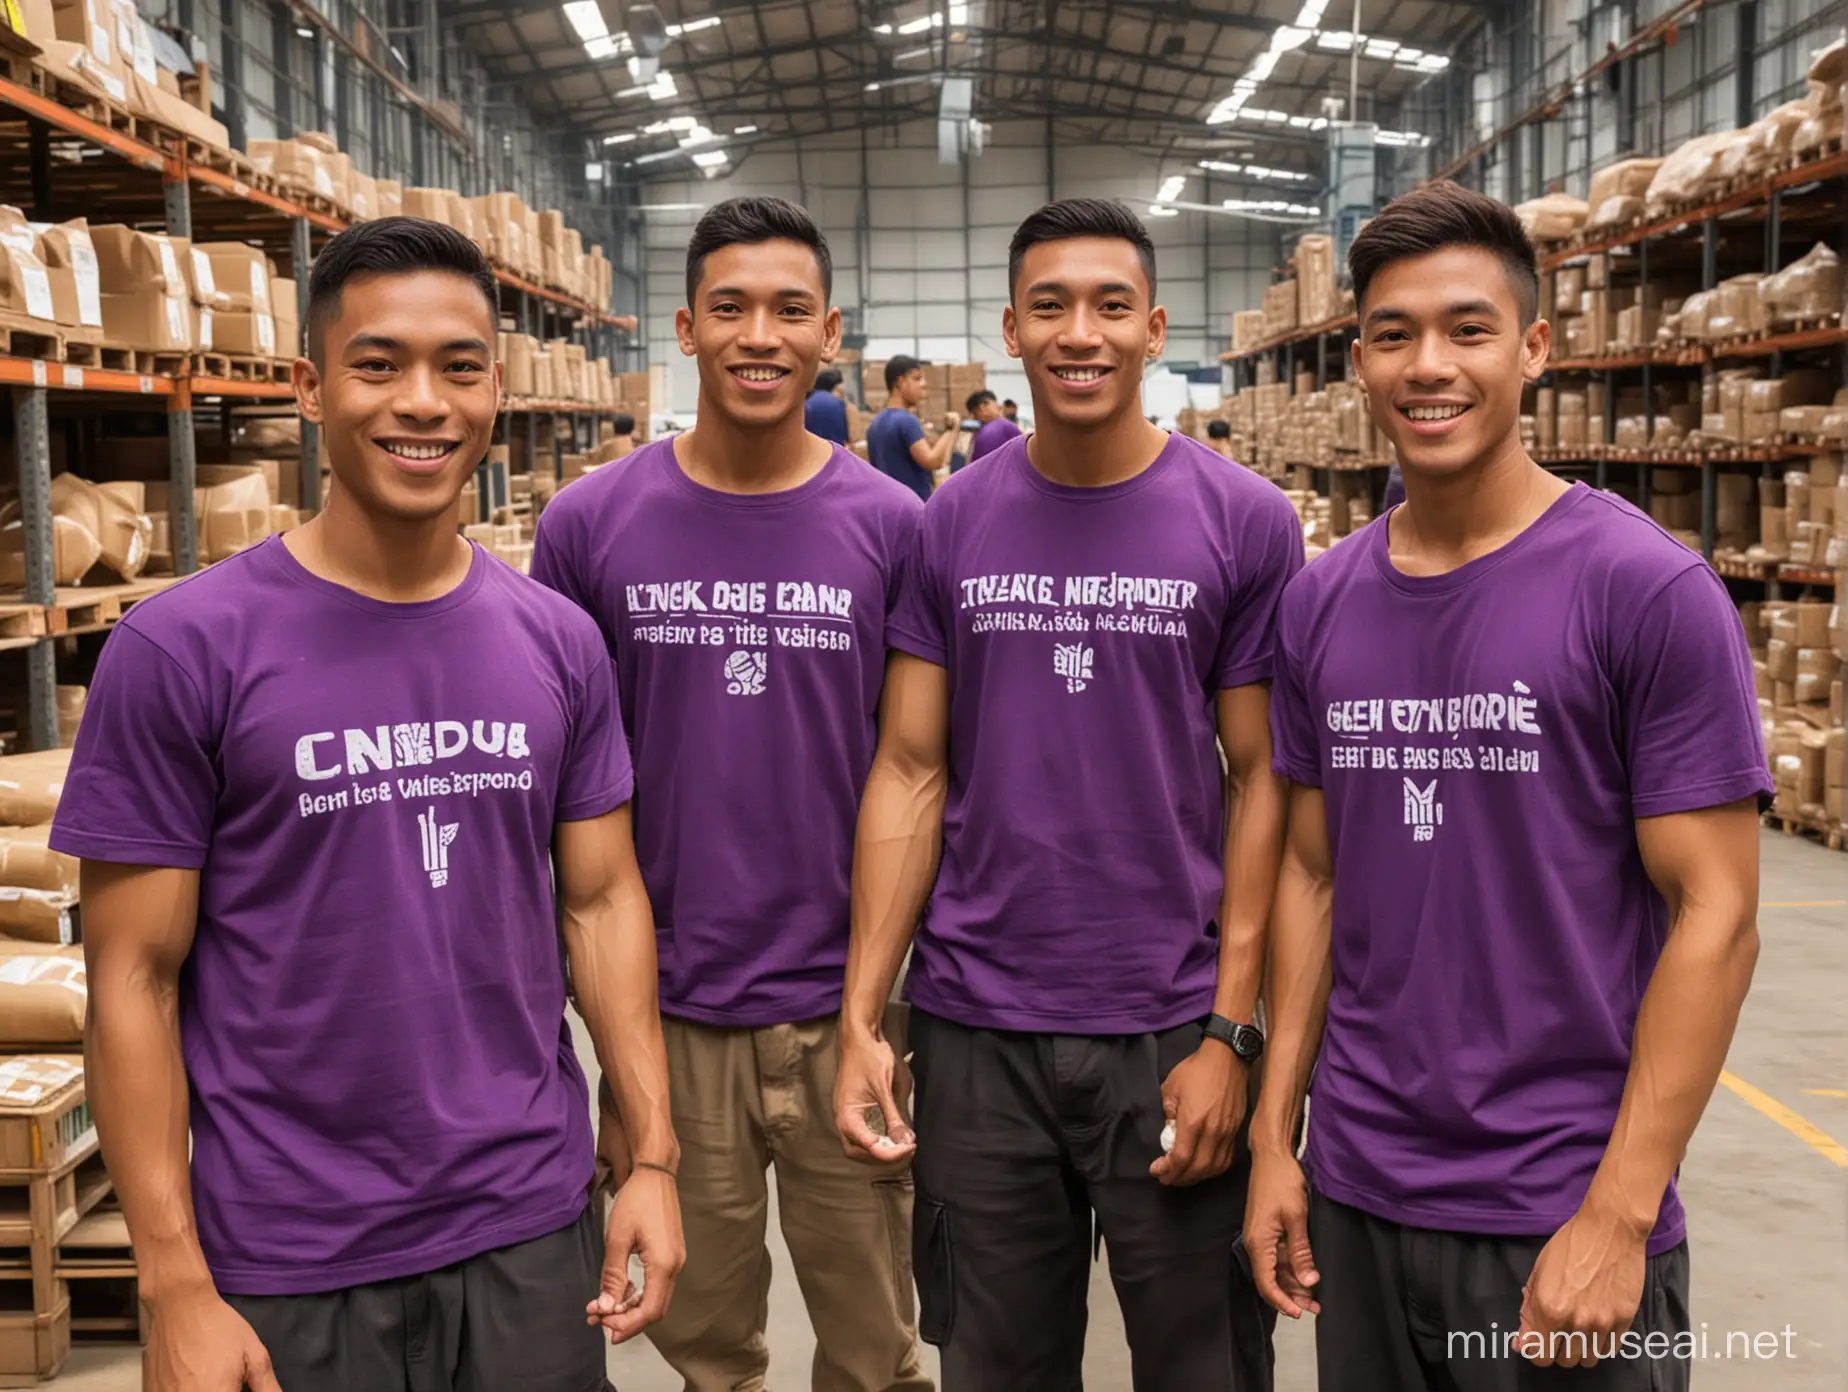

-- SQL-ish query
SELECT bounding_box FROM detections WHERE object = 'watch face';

[1232,1025,1263,1059]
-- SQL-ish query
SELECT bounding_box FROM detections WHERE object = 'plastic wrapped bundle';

[1761,243,1845,328]
[1745,99,1815,175]
[1513,194,1588,241]
[1588,195,1644,231]
[1791,101,1844,159]
[1810,37,1845,95]
[1587,158,1663,210]
[1645,131,1739,211]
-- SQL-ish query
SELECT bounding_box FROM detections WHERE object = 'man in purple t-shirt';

[964,388,1021,462]
[836,199,1298,1387]
[1246,183,1768,1392]
[51,219,684,1392]
[532,197,930,1391]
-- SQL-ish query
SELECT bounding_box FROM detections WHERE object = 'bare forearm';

[843,757,944,1040]
[1584,908,1757,1234]
[566,882,678,1171]
[86,973,211,1303]
[1250,859,1333,1157]
[1213,763,1287,1021]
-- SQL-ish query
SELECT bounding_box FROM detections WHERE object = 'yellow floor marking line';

[1718,1072,1848,1167]
[1800,1089,1848,1100]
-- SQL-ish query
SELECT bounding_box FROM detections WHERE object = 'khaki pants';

[599,1011,930,1392]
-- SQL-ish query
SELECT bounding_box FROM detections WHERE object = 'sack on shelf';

[1587,195,1643,231]
[1587,157,1663,210]
[0,749,72,827]
[1513,193,1588,241]
[1645,130,1737,211]
[1759,242,1842,327]
[0,953,84,1043]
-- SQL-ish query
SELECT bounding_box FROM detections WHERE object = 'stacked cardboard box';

[89,223,191,351]
[1261,280,1298,340]
[0,207,61,333]
[1291,235,1338,326]
[24,217,104,340]
[195,242,277,358]
[1231,309,1267,354]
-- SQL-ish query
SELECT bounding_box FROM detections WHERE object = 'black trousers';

[1310,1191,1691,1392]
[908,1008,1276,1392]
[226,1205,614,1392]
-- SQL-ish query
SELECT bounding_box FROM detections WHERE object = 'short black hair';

[814,368,842,393]
[1008,198,1157,302]
[1003,399,1017,408]
[612,412,636,435]
[965,389,997,414]
[306,217,498,361]
[1207,419,1231,439]
[685,195,832,308]
[1348,180,1539,325]
[884,354,921,392]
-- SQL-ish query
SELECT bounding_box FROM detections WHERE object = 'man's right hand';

[146,1285,282,1391]
[833,1025,916,1164]
[1244,1145,1322,1319]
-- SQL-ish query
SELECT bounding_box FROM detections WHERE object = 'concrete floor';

[52,829,1846,1390]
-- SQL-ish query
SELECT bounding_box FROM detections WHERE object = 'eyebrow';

[705,286,818,300]
[1024,280,1141,298]
[1365,299,1503,326]
[344,334,490,353]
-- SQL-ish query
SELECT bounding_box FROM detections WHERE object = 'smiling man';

[532,197,929,1392]
[50,218,684,1391]
[835,198,1298,1388]
[867,354,959,500]
[1245,181,1768,1392]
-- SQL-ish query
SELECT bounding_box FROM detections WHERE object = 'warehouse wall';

[638,120,1284,419]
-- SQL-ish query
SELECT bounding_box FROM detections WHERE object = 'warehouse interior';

[0,0,1843,1387]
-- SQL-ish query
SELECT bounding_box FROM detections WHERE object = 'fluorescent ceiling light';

[1156,174,1187,201]
[949,1,969,23]
[1146,205,1180,217]
[899,13,942,33]
[1374,128,1433,147]
[1198,158,1312,180]
[733,124,758,134]
[1224,197,1319,216]
[585,34,623,58]
[1317,30,1353,49]
[1293,0,1328,24]
[666,16,720,35]
[1364,38,1400,56]
[865,80,883,91]
[295,25,313,37]
[563,1,609,41]
[1272,26,1312,52]
[631,148,684,165]
[691,149,729,168]
[602,131,638,144]
[647,70,676,98]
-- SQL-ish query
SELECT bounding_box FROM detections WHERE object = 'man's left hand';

[586,1169,686,1344]
[1517,1206,1647,1368]
[1149,1041,1247,1187]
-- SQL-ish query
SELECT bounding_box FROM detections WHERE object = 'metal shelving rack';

[0,73,634,750]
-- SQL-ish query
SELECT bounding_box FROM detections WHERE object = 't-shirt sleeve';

[1215,493,1306,689]
[886,507,949,667]
[883,497,925,644]
[897,413,925,449]
[557,627,635,822]
[48,624,218,868]
[529,500,584,610]
[1267,588,1323,787]
[1616,565,1772,818]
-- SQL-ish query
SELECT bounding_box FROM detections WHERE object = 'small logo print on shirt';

[1053,641,1095,693]
[418,805,459,887]
[1402,777,1443,842]
[724,649,768,696]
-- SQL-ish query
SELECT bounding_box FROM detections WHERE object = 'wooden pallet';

[0,605,47,644]
[56,1205,143,1346]
[0,324,63,364]
[188,352,231,380]
[1765,810,1845,851]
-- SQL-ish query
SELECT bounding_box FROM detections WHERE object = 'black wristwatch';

[1203,1014,1264,1063]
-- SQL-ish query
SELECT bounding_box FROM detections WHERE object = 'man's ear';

[675,306,698,357]
[293,353,324,424]
[1001,304,1020,359]
[1522,316,1552,382]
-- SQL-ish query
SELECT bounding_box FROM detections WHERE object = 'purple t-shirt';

[969,417,1022,461]
[1269,484,1771,1255]
[890,432,1303,1032]
[532,439,921,1027]
[49,538,633,1295]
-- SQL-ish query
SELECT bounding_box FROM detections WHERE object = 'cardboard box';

[1771,602,1832,651]
[89,224,184,295]
[98,286,190,351]
[194,242,272,314]
[0,210,56,325]
[125,70,229,149]
[29,219,102,330]
[211,311,276,357]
